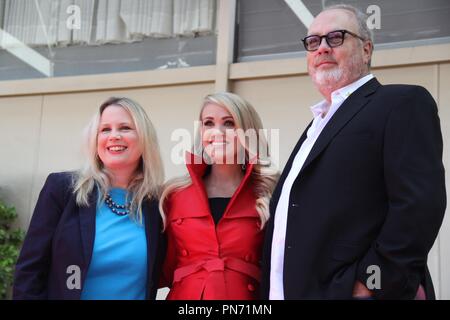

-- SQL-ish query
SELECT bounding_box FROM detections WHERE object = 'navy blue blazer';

[13,172,166,300]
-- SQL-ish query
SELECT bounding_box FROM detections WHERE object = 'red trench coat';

[162,153,264,300]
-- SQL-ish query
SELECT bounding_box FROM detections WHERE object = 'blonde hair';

[73,97,164,223]
[159,92,279,229]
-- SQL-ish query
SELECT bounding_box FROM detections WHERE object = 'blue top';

[81,188,148,300]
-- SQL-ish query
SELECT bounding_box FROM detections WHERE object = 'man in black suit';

[262,4,446,299]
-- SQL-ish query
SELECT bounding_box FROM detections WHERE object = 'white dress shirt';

[269,74,374,300]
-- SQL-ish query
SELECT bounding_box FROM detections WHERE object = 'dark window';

[236,0,450,61]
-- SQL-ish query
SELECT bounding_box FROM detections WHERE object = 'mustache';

[314,56,337,66]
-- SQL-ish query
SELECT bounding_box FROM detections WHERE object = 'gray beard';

[311,54,365,92]
[313,67,343,88]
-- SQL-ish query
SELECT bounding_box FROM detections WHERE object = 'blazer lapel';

[270,120,312,213]
[78,188,97,268]
[299,78,380,176]
[144,199,159,289]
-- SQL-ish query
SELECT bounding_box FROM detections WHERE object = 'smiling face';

[97,105,143,174]
[201,103,241,165]
[306,9,371,95]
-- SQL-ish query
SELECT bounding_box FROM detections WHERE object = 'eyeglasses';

[302,29,366,52]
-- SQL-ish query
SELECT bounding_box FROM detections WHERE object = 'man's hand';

[352,280,374,298]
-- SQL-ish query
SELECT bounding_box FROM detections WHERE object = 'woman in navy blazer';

[13,97,166,300]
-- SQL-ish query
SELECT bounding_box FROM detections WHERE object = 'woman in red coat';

[159,92,279,300]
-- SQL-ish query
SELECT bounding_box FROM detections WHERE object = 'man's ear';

[363,41,373,65]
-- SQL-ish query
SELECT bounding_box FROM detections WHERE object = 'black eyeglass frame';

[301,29,366,52]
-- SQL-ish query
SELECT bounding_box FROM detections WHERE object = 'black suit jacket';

[13,172,166,300]
[262,78,446,299]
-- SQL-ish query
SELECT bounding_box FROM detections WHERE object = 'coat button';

[256,221,261,228]
[291,203,299,207]
[247,284,255,292]
[181,249,189,256]
[245,254,251,262]
[176,218,183,225]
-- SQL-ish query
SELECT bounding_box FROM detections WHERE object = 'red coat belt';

[173,257,261,284]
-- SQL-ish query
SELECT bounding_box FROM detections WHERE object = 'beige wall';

[0,95,43,229]
[438,62,450,299]
[0,82,216,227]
[0,45,449,298]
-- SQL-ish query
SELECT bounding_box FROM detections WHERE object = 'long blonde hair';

[159,92,279,229]
[73,97,164,223]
